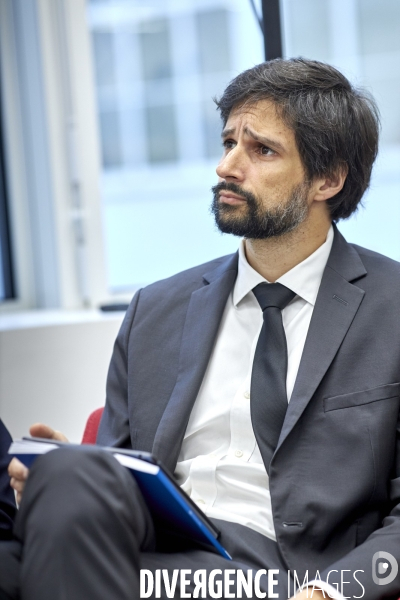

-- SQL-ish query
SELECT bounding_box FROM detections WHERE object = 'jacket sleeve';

[96,290,142,449]
[0,419,17,540]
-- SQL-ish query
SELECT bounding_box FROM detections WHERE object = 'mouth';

[218,190,247,206]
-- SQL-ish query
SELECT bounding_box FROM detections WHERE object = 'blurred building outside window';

[87,0,263,293]
[88,0,400,294]
[281,0,400,261]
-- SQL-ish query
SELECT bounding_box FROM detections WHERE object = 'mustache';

[211,182,257,206]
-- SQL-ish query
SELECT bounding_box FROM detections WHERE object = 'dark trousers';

[0,447,288,599]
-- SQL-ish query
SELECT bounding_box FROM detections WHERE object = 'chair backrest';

[81,407,104,444]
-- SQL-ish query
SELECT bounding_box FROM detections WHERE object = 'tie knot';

[253,282,295,311]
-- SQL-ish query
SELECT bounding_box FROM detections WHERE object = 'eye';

[222,139,236,150]
[259,145,276,156]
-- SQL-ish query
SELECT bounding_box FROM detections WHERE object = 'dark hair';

[215,58,380,221]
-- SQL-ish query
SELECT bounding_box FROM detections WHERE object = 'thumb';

[29,423,69,443]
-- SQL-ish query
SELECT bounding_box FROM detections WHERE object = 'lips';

[219,191,247,205]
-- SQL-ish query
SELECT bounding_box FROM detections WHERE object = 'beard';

[210,180,311,239]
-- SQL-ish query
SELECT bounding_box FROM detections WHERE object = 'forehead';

[225,99,295,145]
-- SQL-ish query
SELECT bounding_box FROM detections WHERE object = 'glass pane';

[139,18,172,81]
[283,0,330,62]
[358,0,400,55]
[145,105,178,163]
[281,0,400,261]
[99,110,122,168]
[92,31,116,87]
[196,9,231,74]
[202,98,222,159]
[87,0,264,291]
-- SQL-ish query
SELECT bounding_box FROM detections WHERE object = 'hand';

[29,423,69,443]
[8,458,29,506]
[8,423,69,504]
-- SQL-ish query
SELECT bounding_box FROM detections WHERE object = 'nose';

[216,145,245,182]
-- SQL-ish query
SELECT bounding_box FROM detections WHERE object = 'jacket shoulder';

[351,243,400,273]
[350,243,400,301]
[121,252,237,339]
[139,253,236,298]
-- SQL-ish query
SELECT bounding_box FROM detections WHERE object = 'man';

[4,58,400,600]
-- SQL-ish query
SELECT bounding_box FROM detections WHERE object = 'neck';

[244,215,332,282]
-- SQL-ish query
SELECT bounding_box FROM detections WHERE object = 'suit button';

[235,450,244,458]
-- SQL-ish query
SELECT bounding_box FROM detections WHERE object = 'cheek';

[255,163,305,195]
[257,178,295,201]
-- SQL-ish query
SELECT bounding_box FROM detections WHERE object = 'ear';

[312,165,348,202]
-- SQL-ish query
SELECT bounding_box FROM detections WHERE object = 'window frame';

[0,60,16,301]
[0,0,111,312]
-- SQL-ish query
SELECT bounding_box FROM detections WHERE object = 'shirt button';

[235,450,244,458]
[197,499,205,504]
[244,391,250,399]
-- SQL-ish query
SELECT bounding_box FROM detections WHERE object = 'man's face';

[212,99,313,239]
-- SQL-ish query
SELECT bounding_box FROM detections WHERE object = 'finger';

[10,477,26,493]
[8,457,29,480]
[29,423,56,438]
[52,429,69,442]
[29,423,69,442]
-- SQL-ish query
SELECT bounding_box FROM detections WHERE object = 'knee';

[31,444,118,476]
[15,445,154,555]
[21,446,132,529]
[22,446,145,530]
[28,445,127,494]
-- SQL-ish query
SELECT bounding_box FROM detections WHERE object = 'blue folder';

[9,438,231,560]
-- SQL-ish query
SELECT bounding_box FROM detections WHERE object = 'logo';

[372,551,398,586]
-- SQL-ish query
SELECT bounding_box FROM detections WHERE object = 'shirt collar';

[233,225,334,307]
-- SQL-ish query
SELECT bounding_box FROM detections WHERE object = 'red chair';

[81,407,104,444]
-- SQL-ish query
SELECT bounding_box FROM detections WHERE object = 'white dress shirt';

[174,226,334,541]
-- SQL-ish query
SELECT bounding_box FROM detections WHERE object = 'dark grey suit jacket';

[0,420,16,541]
[98,227,400,600]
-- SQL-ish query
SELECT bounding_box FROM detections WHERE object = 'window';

[281,0,400,260]
[87,0,264,292]
[4,0,396,310]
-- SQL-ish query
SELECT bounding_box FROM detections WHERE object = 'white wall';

[0,312,124,442]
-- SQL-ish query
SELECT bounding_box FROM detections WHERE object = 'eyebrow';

[221,126,286,154]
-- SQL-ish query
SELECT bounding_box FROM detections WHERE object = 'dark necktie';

[250,282,296,474]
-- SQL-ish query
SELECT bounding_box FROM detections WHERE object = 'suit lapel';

[153,254,238,471]
[276,228,367,453]
[152,229,368,469]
